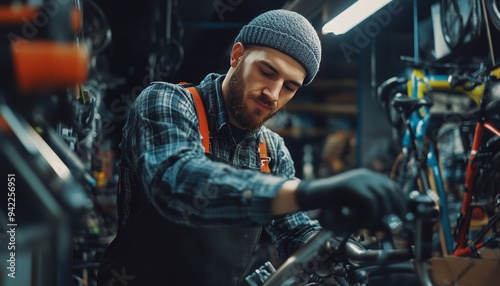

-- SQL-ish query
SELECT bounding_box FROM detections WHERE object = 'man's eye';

[260,69,272,77]
[284,85,296,92]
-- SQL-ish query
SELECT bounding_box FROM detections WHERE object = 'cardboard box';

[430,249,500,286]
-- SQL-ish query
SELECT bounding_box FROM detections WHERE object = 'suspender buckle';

[260,156,271,166]
[258,141,271,173]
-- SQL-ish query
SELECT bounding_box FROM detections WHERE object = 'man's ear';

[230,42,245,68]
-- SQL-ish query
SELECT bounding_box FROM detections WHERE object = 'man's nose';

[262,81,281,102]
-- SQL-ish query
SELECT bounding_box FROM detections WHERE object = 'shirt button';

[243,190,252,199]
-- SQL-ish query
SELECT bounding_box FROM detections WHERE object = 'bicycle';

[378,57,484,256]
[378,0,500,258]
[380,59,500,260]
[445,63,500,257]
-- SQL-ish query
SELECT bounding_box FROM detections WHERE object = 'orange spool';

[11,40,88,94]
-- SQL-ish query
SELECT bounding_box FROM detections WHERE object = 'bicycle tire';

[441,0,464,49]
[389,148,425,196]
[469,0,483,39]
[389,139,452,255]
[390,152,406,184]
[82,0,112,55]
[485,0,500,33]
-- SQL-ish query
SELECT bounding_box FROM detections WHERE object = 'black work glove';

[296,168,408,235]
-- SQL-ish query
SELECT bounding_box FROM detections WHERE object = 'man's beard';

[227,64,277,130]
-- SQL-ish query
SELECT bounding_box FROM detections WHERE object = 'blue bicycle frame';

[403,70,455,255]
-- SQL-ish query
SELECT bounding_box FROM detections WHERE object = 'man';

[97,9,407,286]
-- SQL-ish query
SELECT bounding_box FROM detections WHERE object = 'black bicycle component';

[148,0,184,81]
[485,0,500,33]
[391,93,433,164]
[391,93,433,118]
[390,93,440,212]
[260,230,335,286]
[245,194,438,286]
[409,193,439,286]
[441,0,464,49]
[245,262,276,286]
[377,76,408,129]
[82,0,112,55]
[470,0,483,39]
[440,0,483,50]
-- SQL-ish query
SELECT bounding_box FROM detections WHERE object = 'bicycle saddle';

[391,93,433,115]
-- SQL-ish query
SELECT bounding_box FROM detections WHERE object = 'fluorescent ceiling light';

[322,0,392,35]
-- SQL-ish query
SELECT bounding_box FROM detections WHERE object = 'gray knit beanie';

[234,9,321,86]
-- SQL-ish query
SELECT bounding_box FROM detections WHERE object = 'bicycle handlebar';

[343,238,414,265]
[246,193,439,286]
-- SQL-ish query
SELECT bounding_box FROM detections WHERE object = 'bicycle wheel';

[469,0,483,39]
[485,0,500,33]
[390,151,419,195]
[441,0,464,49]
[390,138,453,255]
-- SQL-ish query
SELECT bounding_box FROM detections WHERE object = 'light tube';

[322,0,393,35]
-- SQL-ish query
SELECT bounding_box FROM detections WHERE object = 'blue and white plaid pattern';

[117,73,321,259]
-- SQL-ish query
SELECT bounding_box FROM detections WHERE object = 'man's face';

[226,45,306,130]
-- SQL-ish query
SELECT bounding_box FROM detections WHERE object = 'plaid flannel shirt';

[117,73,321,259]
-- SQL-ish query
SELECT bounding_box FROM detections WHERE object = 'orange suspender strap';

[186,86,210,153]
[259,140,271,174]
[184,84,270,173]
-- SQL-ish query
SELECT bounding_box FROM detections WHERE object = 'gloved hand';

[296,168,408,235]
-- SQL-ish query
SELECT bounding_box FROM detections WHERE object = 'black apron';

[97,155,264,286]
[97,204,262,286]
